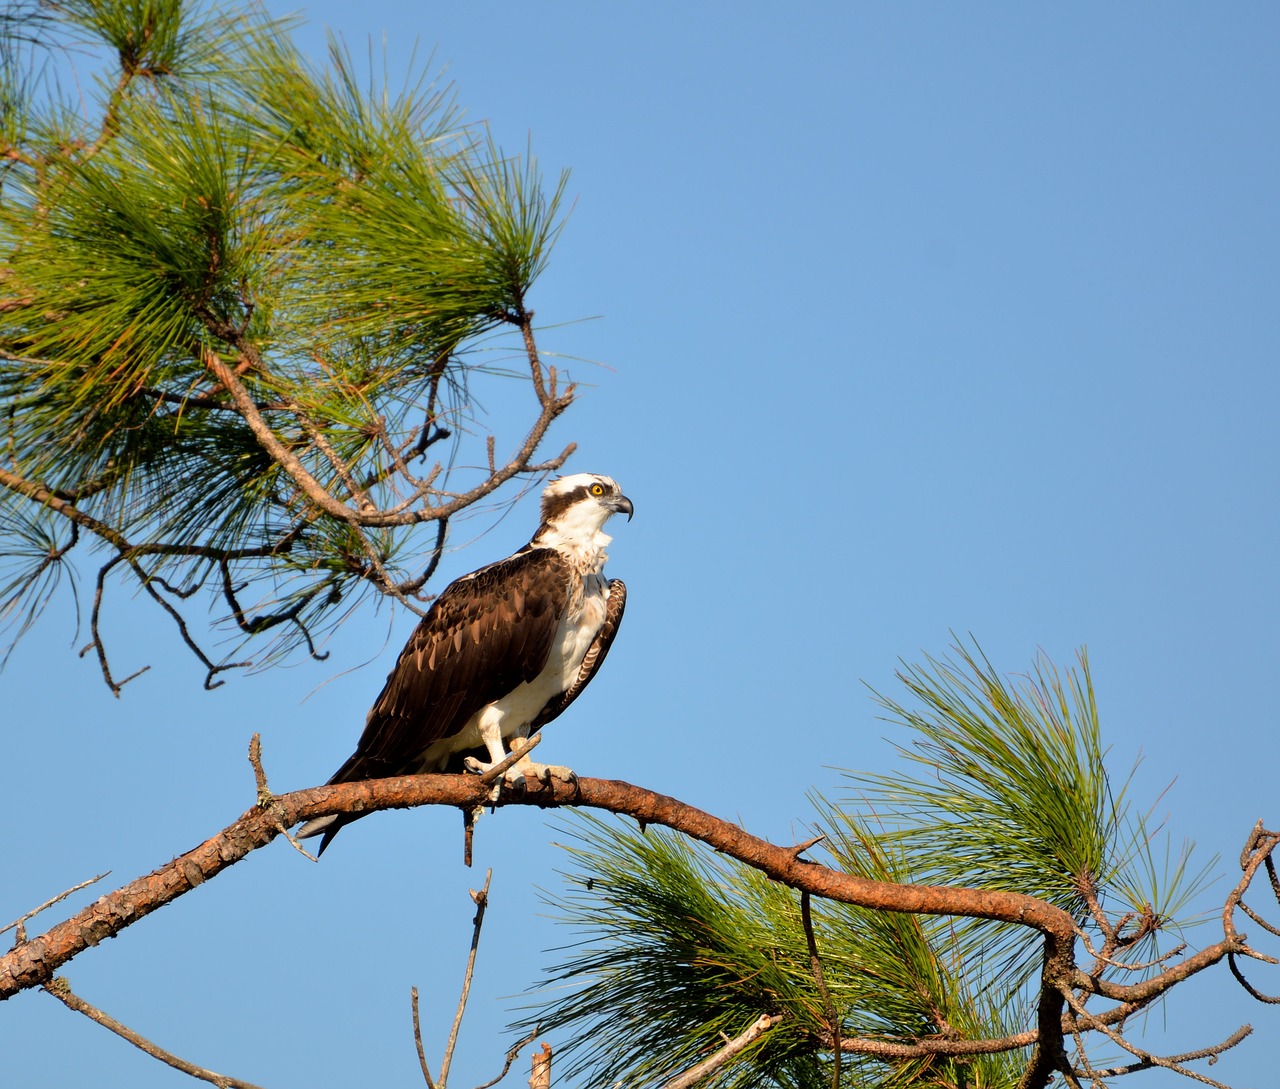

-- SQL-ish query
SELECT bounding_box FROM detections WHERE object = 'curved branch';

[0,773,1078,1002]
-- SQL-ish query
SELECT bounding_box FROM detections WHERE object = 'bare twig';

[44,977,268,1089]
[1227,952,1280,1004]
[411,986,439,1089]
[248,733,270,805]
[247,734,317,862]
[1061,985,1236,1089]
[1238,899,1280,937]
[472,1027,540,1089]
[437,869,494,1088]
[1083,1024,1252,1079]
[662,1013,784,1089]
[479,733,543,785]
[788,832,827,860]
[800,890,840,1089]
[2,873,110,944]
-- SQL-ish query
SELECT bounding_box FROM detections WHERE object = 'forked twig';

[411,871,497,1089]
[1061,985,1237,1089]
[247,734,317,862]
[1084,1025,1252,1079]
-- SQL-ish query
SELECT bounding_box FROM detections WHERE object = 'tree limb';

[0,774,1080,1001]
[2,773,1272,1089]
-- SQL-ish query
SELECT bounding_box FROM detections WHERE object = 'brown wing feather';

[528,577,627,734]
[328,549,572,785]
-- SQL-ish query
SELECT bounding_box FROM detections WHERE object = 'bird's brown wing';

[329,548,572,784]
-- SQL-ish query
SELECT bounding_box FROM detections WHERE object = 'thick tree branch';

[2,772,1272,1089]
[0,774,1078,1002]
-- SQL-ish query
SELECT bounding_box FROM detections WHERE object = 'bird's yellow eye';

[590,482,606,496]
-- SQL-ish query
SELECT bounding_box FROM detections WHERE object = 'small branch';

[462,805,482,868]
[662,1013,783,1089]
[800,890,840,1089]
[277,393,376,513]
[395,517,450,598]
[128,557,251,690]
[829,1027,1039,1058]
[204,349,363,525]
[81,554,150,695]
[1083,1024,1252,1079]
[437,869,494,1088]
[2,873,110,944]
[1227,952,1280,1004]
[472,1027,540,1089]
[479,733,543,785]
[1238,899,1280,937]
[1060,986,1236,1089]
[247,735,316,862]
[44,977,268,1089]
[248,734,270,805]
[411,987,439,1089]
[789,832,827,860]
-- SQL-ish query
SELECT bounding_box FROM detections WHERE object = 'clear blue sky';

[4,3,1279,1087]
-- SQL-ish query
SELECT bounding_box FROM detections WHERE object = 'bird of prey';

[299,473,632,854]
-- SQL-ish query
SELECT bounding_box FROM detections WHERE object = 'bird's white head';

[533,473,633,565]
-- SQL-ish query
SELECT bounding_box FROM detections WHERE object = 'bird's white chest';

[502,571,608,718]
[547,571,608,683]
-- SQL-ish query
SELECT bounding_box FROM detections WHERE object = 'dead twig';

[800,890,840,1089]
[2,873,110,945]
[411,986,439,1089]
[437,870,494,1088]
[479,733,543,785]
[44,977,267,1089]
[471,1027,540,1089]
[1083,1024,1252,1079]
[248,734,317,862]
[1061,985,1235,1089]
[662,1013,784,1089]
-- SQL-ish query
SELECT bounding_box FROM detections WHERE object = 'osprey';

[299,473,632,854]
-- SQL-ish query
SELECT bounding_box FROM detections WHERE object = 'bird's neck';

[529,521,612,574]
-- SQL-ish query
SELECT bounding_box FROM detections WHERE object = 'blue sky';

[4,3,1279,1087]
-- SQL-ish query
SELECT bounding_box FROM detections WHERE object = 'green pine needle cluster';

[524,644,1210,1088]
[0,0,569,675]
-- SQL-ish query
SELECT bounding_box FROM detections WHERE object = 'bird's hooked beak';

[607,494,634,521]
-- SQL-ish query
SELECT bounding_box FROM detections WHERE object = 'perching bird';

[298,473,632,854]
